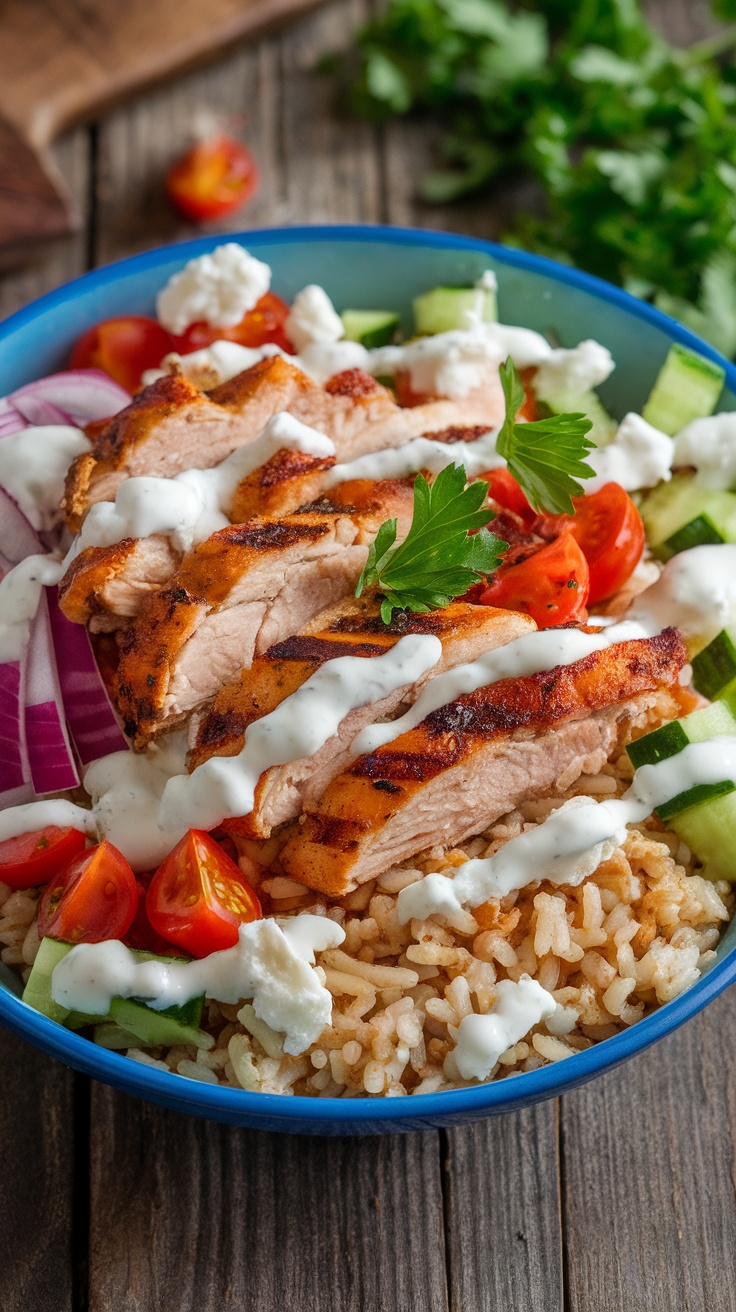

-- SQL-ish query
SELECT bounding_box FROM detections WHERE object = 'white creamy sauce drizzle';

[352,621,646,760]
[628,544,736,645]
[398,737,736,924]
[0,426,91,531]
[0,555,64,662]
[533,339,614,398]
[672,411,736,490]
[324,426,503,489]
[451,977,557,1081]
[50,915,345,1055]
[157,634,442,844]
[586,412,673,493]
[65,413,336,558]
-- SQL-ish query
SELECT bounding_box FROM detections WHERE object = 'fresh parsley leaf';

[355,463,507,623]
[496,357,595,514]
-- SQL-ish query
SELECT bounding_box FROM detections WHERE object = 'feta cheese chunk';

[157,244,272,335]
[450,977,556,1081]
[286,285,345,352]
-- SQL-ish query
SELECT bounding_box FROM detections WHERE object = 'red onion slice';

[24,592,79,795]
[6,369,129,426]
[46,589,128,764]
[11,395,73,427]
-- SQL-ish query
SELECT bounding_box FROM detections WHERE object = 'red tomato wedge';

[0,827,86,892]
[171,291,294,356]
[479,530,590,628]
[166,134,259,223]
[146,830,262,958]
[38,841,139,943]
[569,483,645,605]
[481,468,536,526]
[70,316,174,394]
[124,874,181,956]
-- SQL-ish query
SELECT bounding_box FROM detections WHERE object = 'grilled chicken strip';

[64,357,504,529]
[277,628,688,896]
[188,598,534,838]
[58,419,495,631]
[113,480,416,748]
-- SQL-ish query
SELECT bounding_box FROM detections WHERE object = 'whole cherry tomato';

[171,291,294,356]
[146,830,262,958]
[38,841,139,943]
[479,530,590,628]
[569,483,645,605]
[0,827,86,892]
[166,134,259,223]
[70,316,174,393]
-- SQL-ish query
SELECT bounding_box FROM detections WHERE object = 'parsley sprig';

[341,0,736,358]
[356,463,507,623]
[496,357,595,514]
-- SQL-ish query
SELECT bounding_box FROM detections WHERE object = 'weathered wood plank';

[0,127,91,1312]
[88,1084,448,1312]
[442,1107,563,1312]
[562,989,736,1312]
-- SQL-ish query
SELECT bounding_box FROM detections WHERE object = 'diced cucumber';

[669,790,736,880]
[640,472,736,559]
[341,309,400,349]
[413,284,497,336]
[692,629,736,709]
[21,938,73,1023]
[642,343,725,436]
[657,779,736,822]
[109,997,212,1049]
[535,385,617,447]
[627,700,736,770]
[93,1022,146,1050]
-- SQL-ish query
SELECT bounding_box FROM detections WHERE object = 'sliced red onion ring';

[24,592,79,794]
[0,660,28,797]
[0,404,28,438]
[6,369,129,427]
[11,395,73,427]
[46,589,128,764]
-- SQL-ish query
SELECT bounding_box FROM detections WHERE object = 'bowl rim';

[2,220,736,1126]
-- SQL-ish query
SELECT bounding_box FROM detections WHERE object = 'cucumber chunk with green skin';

[692,629,736,707]
[341,310,400,348]
[669,790,736,881]
[627,700,736,770]
[642,343,725,436]
[413,284,497,335]
[21,938,73,1023]
[534,385,616,447]
[640,472,736,558]
[109,997,213,1050]
[93,1022,147,1050]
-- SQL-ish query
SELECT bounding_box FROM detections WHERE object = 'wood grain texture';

[562,989,736,1312]
[88,1084,448,1312]
[442,1108,563,1312]
[0,1033,78,1312]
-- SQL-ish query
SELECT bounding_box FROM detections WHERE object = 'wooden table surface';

[2,2,736,1309]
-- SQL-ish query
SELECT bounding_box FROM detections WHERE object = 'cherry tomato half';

[124,874,181,956]
[569,482,645,605]
[166,134,259,223]
[146,830,262,958]
[481,468,536,526]
[171,291,294,356]
[479,530,590,628]
[0,827,86,892]
[70,316,174,394]
[38,841,139,943]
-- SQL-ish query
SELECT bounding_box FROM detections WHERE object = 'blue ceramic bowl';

[2,224,736,1134]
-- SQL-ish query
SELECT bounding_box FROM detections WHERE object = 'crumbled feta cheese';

[673,412,736,490]
[534,339,615,398]
[587,412,673,492]
[156,244,272,335]
[370,326,502,399]
[286,285,345,352]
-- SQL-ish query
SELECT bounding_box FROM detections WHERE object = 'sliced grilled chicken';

[59,418,497,631]
[64,357,504,529]
[188,599,535,838]
[113,480,416,748]
[277,628,688,895]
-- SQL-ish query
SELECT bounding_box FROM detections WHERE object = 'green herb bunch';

[344,0,736,357]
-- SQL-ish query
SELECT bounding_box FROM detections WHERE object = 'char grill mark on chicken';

[276,629,688,896]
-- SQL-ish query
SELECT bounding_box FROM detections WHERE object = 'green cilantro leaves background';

[340,0,736,358]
